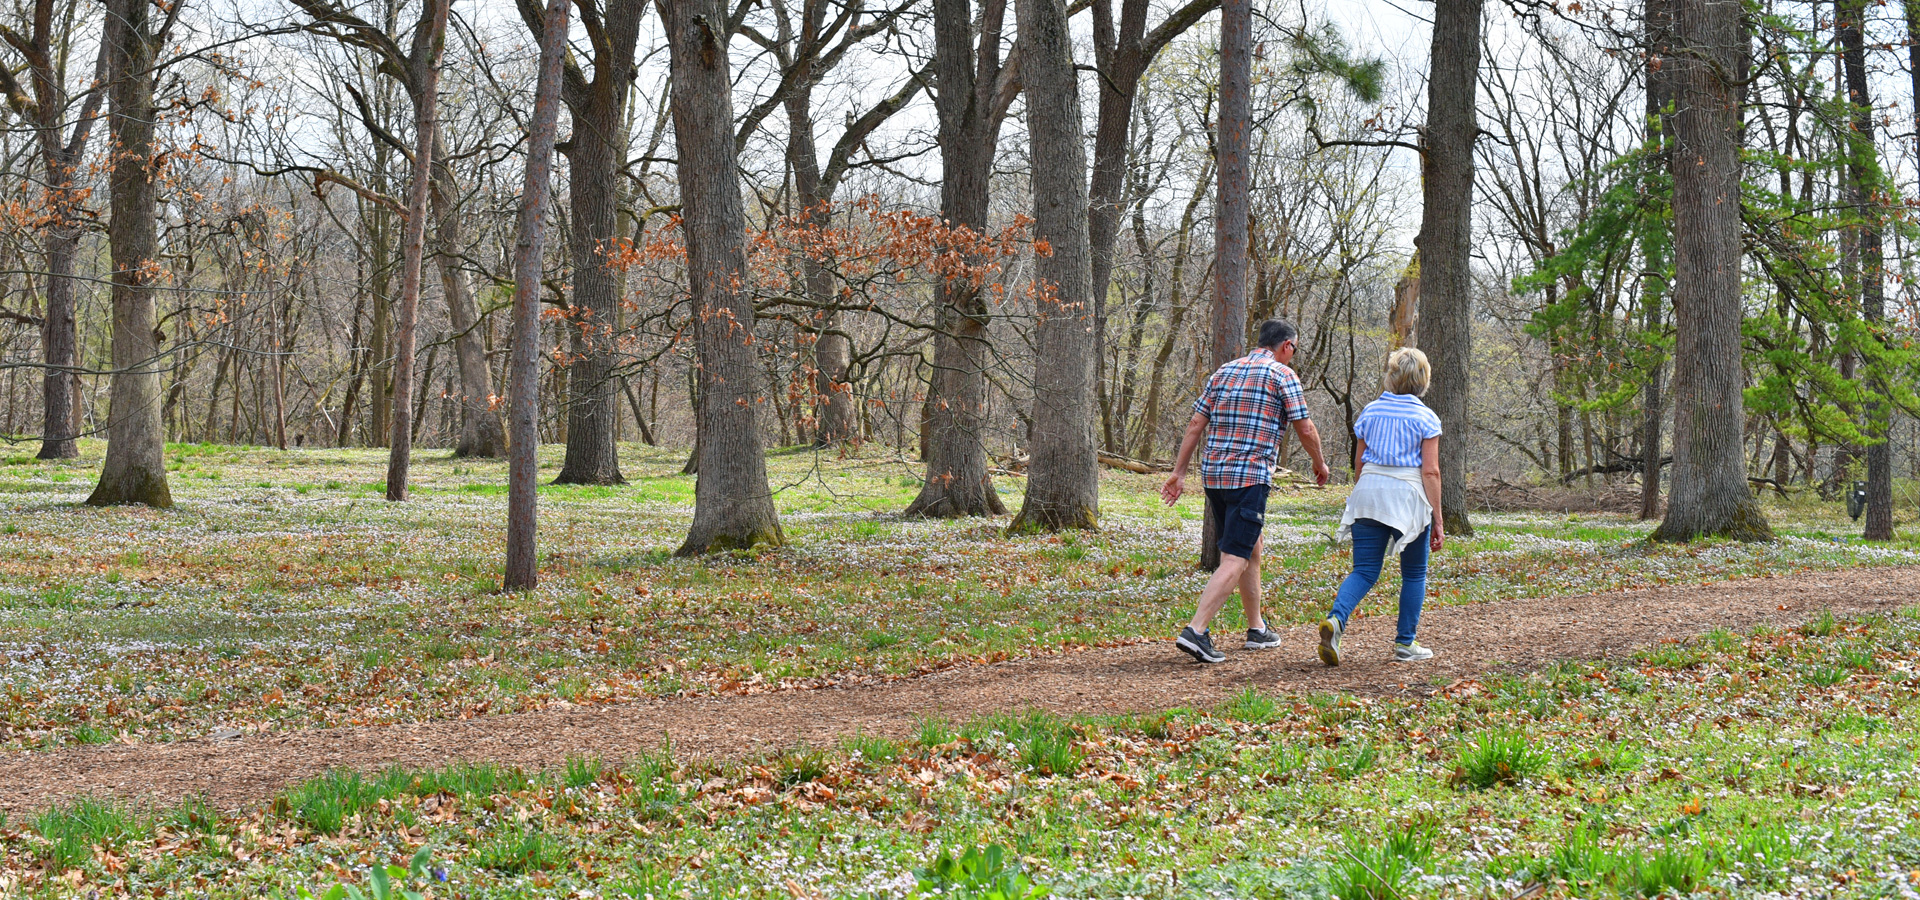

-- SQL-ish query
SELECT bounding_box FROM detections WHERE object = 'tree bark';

[87,0,171,508]
[664,0,786,554]
[1639,0,1671,521]
[384,0,451,500]
[906,0,1011,518]
[535,0,646,486]
[1651,0,1771,542]
[1009,0,1099,533]
[1,1,108,460]
[1839,0,1892,540]
[505,0,570,591]
[431,156,507,458]
[1200,0,1250,569]
[1413,0,1481,537]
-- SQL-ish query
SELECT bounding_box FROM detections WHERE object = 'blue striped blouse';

[1354,392,1443,468]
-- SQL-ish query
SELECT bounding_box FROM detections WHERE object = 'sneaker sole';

[1391,649,1433,663]
[1175,635,1226,664]
[1318,619,1341,667]
[1245,636,1282,650]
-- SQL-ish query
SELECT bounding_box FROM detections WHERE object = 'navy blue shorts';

[1205,484,1270,560]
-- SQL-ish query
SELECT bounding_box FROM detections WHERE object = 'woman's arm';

[1352,437,1366,483]
[1420,436,1443,552]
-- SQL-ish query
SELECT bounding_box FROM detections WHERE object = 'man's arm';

[1160,412,1208,505]
[1292,418,1332,486]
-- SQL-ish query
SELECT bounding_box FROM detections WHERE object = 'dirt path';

[5,567,1917,814]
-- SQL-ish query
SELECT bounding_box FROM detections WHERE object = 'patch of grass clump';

[914,844,1050,900]
[411,761,530,800]
[473,827,565,874]
[1624,843,1714,897]
[279,768,407,835]
[1219,685,1279,723]
[1451,730,1551,789]
[563,754,603,789]
[1328,826,1433,900]
[841,731,901,766]
[772,747,830,788]
[35,797,144,871]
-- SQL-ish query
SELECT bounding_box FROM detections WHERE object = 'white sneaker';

[1392,641,1434,662]
[1318,617,1342,667]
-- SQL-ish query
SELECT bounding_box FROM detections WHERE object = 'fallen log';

[1097,452,1171,474]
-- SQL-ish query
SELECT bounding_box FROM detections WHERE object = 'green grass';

[0,441,1912,754]
[3,611,1919,896]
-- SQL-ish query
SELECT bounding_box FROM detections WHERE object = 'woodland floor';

[3,564,1913,814]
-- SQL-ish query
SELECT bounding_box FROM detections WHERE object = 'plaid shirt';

[1192,348,1311,489]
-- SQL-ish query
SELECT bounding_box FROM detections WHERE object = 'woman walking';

[1319,348,1444,666]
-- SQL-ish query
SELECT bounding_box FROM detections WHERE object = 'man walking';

[1160,320,1330,663]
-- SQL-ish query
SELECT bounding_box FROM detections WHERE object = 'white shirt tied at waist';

[1337,465,1432,555]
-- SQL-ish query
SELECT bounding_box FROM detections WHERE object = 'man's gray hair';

[1256,320,1296,350]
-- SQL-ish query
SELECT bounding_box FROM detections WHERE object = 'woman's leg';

[1328,519,1394,627]
[1395,525,1432,644]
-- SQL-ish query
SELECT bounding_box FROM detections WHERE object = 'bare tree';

[1009,0,1098,532]
[1837,0,1890,540]
[0,0,107,460]
[514,0,647,485]
[905,0,1017,518]
[506,0,570,591]
[664,0,786,554]
[1650,0,1769,541]
[382,0,451,500]
[88,0,174,507]
[1413,0,1481,536]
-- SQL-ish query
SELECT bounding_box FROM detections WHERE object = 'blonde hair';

[1384,347,1431,396]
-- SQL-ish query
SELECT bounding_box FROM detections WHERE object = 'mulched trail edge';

[4,566,1916,814]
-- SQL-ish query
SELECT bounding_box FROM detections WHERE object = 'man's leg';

[1238,536,1265,631]
[1186,553,1250,633]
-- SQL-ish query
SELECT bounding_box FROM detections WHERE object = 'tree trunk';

[1413,0,1481,537]
[385,0,451,500]
[1638,1,1669,521]
[1009,0,1099,534]
[1839,0,1892,540]
[505,0,570,591]
[664,0,786,554]
[549,0,645,486]
[1651,0,1771,542]
[431,159,508,458]
[906,0,1009,518]
[786,85,855,446]
[1200,0,1250,569]
[87,0,170,508]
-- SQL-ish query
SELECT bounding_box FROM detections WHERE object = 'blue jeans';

[1327,518,1429,645]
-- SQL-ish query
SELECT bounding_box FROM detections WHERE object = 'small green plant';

[1328,826,1433,900]
[411,761,529,799]
[1012,712,1083,776]
[916,717,955,749]
[563,754,603,789]
[169,795,222,835]
[1546,825,1613,887]
[1451,731,1550,789]
[624,751,685,821]
[280,769,402,835]
[474,827,564,874]
[1805,609,1837,637]
[842,732,901,766]
[1722,822,1797,888]
[296,847,439,900]
[773,747,830,788]
[1220,686,1279,723]
[35,797,143,872]
[1569,742,1643,776]
[1333,741,1381,780]
[1624,844,1714,897]
[1840,646,1876,670]
[915,844,1051,899]
[1804,666,1850,687]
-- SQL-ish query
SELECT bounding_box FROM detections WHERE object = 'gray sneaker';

[1318,617,1343,667]
[1176,626,1226,664]
[1392,641,1434,662]
[1245,625,1282,650]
